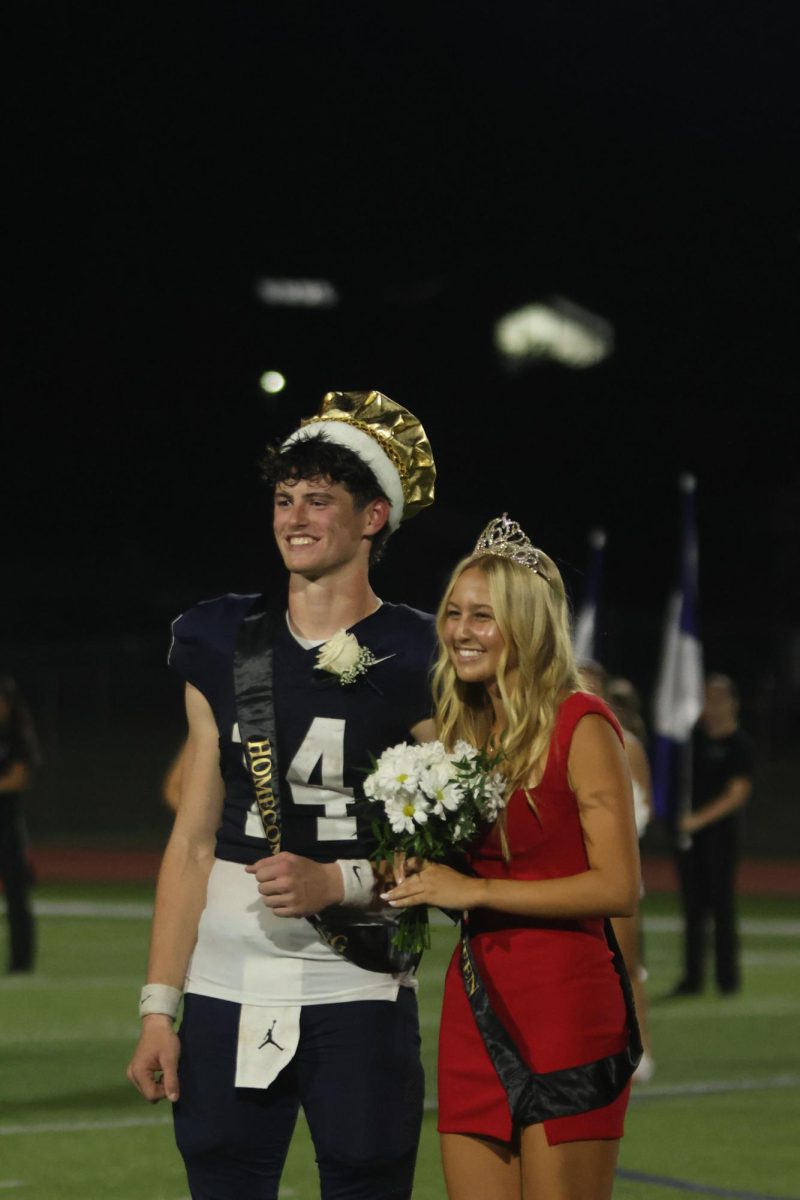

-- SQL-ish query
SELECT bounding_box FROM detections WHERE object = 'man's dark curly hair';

[260,433,393,564]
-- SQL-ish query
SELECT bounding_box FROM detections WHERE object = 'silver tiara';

[472,513,550,580]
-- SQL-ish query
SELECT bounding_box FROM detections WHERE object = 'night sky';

[7,4,800,710]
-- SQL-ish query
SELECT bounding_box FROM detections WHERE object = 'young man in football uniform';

[127,391,437,1200]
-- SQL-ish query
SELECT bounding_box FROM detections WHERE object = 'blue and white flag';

[573,530,607,664]
[652,475,704,821]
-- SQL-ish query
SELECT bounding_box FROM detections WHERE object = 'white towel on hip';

[235,1004,301,1089]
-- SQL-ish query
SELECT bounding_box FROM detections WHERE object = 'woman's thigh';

[520,1122,619,1200]
[440,1132,521,1200]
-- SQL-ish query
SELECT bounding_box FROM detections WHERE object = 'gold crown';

[472,514,550,580]
[299,390,436,522]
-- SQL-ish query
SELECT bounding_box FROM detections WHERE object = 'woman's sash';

[233,596,419,976]
[460,918,642,1125]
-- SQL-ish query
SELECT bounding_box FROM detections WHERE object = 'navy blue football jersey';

[169,596,436,865]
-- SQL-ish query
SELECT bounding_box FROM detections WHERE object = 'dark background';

[5,3,799,847]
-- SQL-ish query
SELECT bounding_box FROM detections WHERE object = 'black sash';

[233,597,420,976]
[460,919,642,1125]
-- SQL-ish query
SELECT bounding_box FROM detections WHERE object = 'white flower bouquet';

[362,739,506,954]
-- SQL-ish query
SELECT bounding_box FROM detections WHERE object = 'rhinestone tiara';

[472,513,550,580]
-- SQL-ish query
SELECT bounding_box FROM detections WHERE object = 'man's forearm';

[145,833,216,988]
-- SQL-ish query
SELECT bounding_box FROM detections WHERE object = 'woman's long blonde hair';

[432,551,582,797]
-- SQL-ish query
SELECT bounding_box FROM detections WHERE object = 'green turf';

[1,886,798,1199]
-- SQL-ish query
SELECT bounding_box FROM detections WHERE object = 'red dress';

[437,692,633,1146]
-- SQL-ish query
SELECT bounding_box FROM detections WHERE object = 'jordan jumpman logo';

[258,1020,285,1051]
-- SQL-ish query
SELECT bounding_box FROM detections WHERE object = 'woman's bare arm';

[383,715,641,919]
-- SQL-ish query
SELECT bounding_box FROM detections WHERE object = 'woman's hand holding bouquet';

[361,739,505,953]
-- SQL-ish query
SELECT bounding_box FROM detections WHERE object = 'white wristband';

[337,859,375,908]
[139,983,182,1020]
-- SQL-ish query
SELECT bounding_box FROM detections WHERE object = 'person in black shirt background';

[0,676,39,973]
[672,675,754,996]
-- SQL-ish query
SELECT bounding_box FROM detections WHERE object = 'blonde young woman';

[384,517,641,1200]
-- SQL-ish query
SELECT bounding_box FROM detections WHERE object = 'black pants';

[0,795,35,971]
[174,989,424,1200]
[676,822,740,992]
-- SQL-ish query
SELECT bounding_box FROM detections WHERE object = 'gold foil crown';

[299,390,436,521]
[473,513,550,580]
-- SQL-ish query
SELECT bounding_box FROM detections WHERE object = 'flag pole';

[573,529,607,664]
[652,475,704,845]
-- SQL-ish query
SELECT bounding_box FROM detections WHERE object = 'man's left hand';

[246,852,344,917]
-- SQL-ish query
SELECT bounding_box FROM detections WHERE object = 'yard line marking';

[0,1115,171,1136]
[0,977,141,991]
[0,1183,25,1190]
[741,952,800,967]
[34,900,153,919]
[631,1073,800,1101]
[0,1026,136,1047]
[0,900,152,920]
[2,1073,797,1135]
[12,973,785,1008]
[738,917,800,937]
[643,916,800,938]
[616,1167,800,1199]
[652,999,798,1021]
[6,901,798,936]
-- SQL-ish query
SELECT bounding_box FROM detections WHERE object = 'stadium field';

[1,885,798,1199]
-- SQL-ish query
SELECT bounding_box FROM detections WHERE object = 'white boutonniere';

[315,630,390,685]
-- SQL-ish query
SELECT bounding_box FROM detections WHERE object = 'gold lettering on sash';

[313,919,348,957]
[246,737,280,853]
[461,940,477,997]
[329,934,348,955]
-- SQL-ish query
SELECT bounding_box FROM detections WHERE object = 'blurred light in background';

[494,297,614,369]
[254,278,339,308]
[259,370,287,394]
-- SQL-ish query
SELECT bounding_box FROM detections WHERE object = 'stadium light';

[260,371,287,395]
[494,296,614,369]
[254,278,340,308]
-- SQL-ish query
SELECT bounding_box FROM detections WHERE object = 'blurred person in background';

[605,677,655,1081]
[0,676,39,973]
[575,659,606,704]
[671,674,753,996]
[579,663,655,1080]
